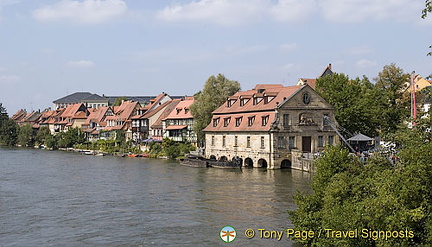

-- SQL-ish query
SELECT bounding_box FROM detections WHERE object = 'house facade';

[162,97,197,145]
[203,84,339,170]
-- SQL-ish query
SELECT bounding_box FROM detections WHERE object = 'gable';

[277,85,334,110]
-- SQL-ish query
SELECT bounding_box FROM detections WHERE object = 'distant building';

[296,63,334,89]
[53,92,108,110]
[203,84,339,170]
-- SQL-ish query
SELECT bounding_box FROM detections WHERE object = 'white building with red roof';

[203,84,339,170]
[162,97,196,145]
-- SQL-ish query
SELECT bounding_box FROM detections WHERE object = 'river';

[0,147,312,246]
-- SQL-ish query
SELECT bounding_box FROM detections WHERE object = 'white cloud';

[270,0,316,22]
[0,75,20,84]
[318,0,423,23]
[68,60,95,68]
[156,0,428,26]
[345,45,373,55]
[156,0,267,26]
[356,59,377,68]
[280,43,298,52]
[32,0,127,24]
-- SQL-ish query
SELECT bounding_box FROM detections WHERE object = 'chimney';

[328,63,332,70]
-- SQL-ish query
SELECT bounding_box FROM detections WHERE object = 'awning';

[347,133,373,142]
[165,125,188,130]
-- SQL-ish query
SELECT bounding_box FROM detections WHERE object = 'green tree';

[0,104,18,146]
[113,97,127,106]
[18,124,34,146]
[190,74,241,145]
[0,118,18,146]
[57,127,86,148]
[289,116,432,246]
[373,64,410,137]
[45,133,58,150]
[316,73,379,137]
[35,126,51,145]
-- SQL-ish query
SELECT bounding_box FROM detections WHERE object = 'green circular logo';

[220,225,237,243]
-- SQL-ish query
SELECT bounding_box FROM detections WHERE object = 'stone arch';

[258,158,268,168]
[244,158,253,167]
[281,159,292,169]
[209,155,216,160]
[220,156,228,162]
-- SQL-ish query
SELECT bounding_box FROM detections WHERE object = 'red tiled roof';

[299,78,317,89]
[164,98,194,120]
[212,85,301,114]
[151,100,181,128]
[204,84,303,132]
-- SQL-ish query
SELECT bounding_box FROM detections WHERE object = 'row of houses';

[11,64,431,170]
[12,93,197,145]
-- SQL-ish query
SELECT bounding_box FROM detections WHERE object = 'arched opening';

[220,156,228,162]
[233,157,243,166]
[281,159,292,169]
[209,155,216,160]
[258,159,268,168]
[244,158,253,167]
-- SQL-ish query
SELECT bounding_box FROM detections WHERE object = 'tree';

[0,118,18,146]
[373,64,410,137]
[315,73,379,137]
[113,97,127,106]
[190,74,241,145]
[0,104,18,146]
[18,124,34,146]
[423,0,432,19]
[35,126,51,145]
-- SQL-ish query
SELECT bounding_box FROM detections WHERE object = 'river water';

[0,147,312,246]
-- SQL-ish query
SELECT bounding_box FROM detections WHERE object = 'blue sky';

[1,0,431,115]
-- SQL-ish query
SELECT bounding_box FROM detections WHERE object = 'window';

[184,108,189,114]
[248,116,255,127]
[328,135,334,145]
[254,97,263,105]
[240,98,249,106]
[283,114,290,127]
[278,136,285,149]
[234,136,238,147]
[222,136,226,147]
[211,136,215,146]
[262,115,269,126]
[235,117,242,127]
[247,136,251,148]
[323,114,329,126]
[223,117,231,127]
[213,118,220,127]
[261,136,265,149]
[289,136,295,149]
[227,99,236,107]
[318,136,324,147]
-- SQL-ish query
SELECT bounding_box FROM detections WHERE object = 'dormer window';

[184,107,189,114]
[227,99,237,107]
[213,118,220,127]
[248,116,255,127]
[223,117,231,127]
[264,96,275,104]
[262,115,269,126]
[254,97,263,105]
[176,108,182,114]
[240,98,249,106]
[235,117,242,127]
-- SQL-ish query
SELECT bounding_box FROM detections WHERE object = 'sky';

[0,0,431,115]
